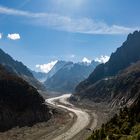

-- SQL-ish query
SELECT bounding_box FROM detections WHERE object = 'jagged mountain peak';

[76,30,140,94]
[44,60,100,92]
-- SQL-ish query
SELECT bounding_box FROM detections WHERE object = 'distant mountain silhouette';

[45,61,99,93]
[46,60,68,79]
[76,31,140,95]
[0,65,51,132]
[31,70,48,82]
[0,48,45,90]
[31,60,68,85]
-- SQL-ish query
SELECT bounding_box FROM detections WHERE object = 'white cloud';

[82,57,91,63]
[95,55,110,63]
[0,33,2,39]
[7,33,20,40]
[36,60,58,73]
[0,5,138,35]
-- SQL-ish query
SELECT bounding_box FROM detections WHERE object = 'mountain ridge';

[75,31,140,98]
[44,60,99,93]
[0,48,45,90]
[0,65,51,132]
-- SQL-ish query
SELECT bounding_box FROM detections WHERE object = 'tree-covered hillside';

[87,97,140,140]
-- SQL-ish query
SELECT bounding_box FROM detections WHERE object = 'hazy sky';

[0,0,139,71]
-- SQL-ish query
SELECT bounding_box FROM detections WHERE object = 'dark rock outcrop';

[0,65,51,132]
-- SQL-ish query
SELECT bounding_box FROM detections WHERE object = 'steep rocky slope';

[87,93,140,140]
[46,60,67,79]
[76,31,140,94]
[0,48,45,90]
[0,65,51,132]
[31,61,67,83]
[73,61,140,108]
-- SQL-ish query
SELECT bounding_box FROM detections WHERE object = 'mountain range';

[32,61,67,83]
[1,30,140,138]
[73,31,140,107]
[44,60,99,93]
[65,30,140,140]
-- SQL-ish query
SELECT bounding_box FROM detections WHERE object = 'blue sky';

[0,0,139,72]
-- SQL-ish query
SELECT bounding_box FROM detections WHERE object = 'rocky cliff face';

[0,48,45,90]
[73,60,140,108]
[0,65,51,132]
[76,31,140,94]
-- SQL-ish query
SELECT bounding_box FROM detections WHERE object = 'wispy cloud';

[0,5,138,34]
[36,60,58,73]
[7,33,20,40]
[95,55,110,63]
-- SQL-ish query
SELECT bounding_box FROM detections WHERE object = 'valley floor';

[46,94,98,140]
[0,105,71,140]
[0,93,108,140]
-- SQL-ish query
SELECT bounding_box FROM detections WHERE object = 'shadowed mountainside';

[0,65,51,132]
[0,48,45,90]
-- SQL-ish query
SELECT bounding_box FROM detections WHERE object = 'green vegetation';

[87,105,140,140]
